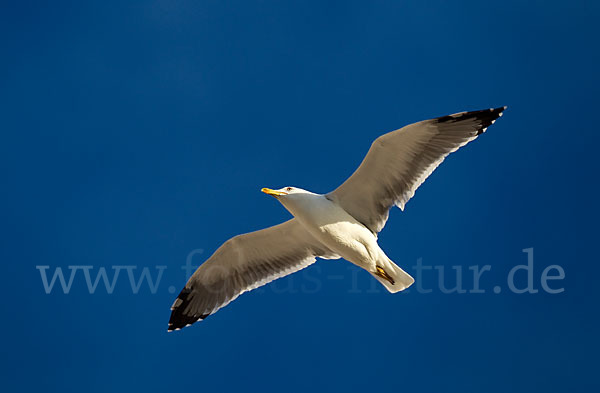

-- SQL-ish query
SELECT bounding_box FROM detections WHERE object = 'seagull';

[168,107,506,331]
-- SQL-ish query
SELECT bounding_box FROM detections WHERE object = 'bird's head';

[260,186,306,198]
[261,186,319,216]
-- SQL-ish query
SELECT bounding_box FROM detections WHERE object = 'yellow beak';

[261,188,288,197]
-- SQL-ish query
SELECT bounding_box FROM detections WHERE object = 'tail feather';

[371,258,414,293]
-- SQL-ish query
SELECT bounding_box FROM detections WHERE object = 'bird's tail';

[370,256,414,293]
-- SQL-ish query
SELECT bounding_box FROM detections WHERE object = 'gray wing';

[168,218,337,331]
[327,107,506,234]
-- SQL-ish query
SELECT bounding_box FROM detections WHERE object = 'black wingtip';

[437,106,507,135]
[167,287,210,332]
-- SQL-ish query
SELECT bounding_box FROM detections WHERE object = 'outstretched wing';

[327,107,506,234]
[168,218,337,331]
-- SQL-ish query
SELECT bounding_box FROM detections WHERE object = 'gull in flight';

[168,107,506,331]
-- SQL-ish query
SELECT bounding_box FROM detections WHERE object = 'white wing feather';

[168,218,337,330]
[327,107,506,234]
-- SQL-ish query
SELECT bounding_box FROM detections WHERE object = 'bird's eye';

[286,187,293,191]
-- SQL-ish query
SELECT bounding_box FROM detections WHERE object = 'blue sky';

[1,1,599,392]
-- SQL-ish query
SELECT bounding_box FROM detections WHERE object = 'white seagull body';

[168,107,506,331]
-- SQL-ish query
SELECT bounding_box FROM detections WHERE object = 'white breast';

[279,193,380,267]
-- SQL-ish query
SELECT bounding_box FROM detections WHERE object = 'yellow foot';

[375,265,395,285]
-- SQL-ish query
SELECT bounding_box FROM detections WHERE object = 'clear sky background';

[1,1,599,392]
